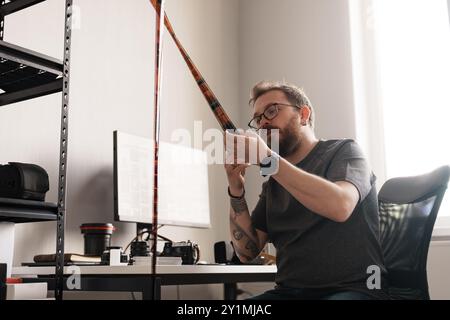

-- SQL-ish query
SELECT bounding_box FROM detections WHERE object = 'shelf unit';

[0,0,72,300]
[0,40,63,106]
[0,197,57,223]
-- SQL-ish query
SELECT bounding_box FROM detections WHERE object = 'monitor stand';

[136,223,153,239]
[136,223,157,254]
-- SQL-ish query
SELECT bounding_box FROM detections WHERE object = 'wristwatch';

[259,152,280,177]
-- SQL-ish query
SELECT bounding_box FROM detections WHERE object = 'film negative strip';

[151,0,165,277]
[149,0,236,131]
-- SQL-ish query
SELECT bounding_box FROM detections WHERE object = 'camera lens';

[80,223,115,256]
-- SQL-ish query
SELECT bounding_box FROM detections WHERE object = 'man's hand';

[224,162,249,197]
[224,130,271,165]
[223,130,270,196]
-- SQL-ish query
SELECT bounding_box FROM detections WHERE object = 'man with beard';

[223,81,388,300]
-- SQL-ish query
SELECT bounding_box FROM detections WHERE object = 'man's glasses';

[248,103,301,130]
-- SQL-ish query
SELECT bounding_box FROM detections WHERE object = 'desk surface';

[12,264,277,300]
[12,264,277,276]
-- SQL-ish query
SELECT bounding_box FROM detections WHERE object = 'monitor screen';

[114,131,211,228]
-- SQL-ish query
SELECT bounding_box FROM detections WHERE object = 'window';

[349,0,450,228]
[373,0,450,220]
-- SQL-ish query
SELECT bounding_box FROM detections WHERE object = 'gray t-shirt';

[251,139,388,297]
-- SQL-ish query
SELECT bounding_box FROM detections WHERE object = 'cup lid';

[80,223,116,234]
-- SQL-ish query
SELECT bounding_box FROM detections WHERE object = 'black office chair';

[378,165,450,300]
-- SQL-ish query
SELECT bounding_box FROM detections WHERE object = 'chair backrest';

[378,165,450,300]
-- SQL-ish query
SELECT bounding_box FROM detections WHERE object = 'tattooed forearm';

[249,225,258,239]
[230,196,248,215]
[229,217,260,260]
[245,239,260,257]
[232,229,243,240]
[230,217,255,242]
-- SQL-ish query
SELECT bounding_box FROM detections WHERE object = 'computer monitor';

[113,131,211,228]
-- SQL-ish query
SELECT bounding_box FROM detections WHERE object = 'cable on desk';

[124,224,166,253]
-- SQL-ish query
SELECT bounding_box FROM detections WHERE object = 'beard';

[264,118,302,157]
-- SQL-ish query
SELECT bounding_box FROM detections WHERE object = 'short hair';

[249,80,315,128]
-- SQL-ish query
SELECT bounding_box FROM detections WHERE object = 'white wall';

[428,241,450,299]
[238,0,356,139]
[1,0,239,299]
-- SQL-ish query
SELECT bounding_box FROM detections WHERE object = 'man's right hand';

[224,163,249,197]
[224,130,250,197]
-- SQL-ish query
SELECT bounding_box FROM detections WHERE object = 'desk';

[12,265,277,300]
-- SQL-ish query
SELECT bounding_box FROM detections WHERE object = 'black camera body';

[161,241,199,265]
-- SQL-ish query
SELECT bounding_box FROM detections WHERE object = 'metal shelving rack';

[0,0,72,300]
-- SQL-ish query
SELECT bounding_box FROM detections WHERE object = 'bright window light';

[373,0,450,216]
